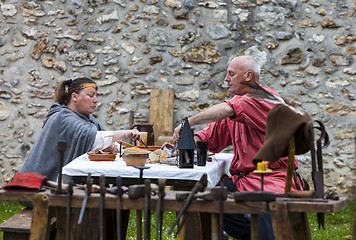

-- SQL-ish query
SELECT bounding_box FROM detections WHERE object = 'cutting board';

[149,89,174,143]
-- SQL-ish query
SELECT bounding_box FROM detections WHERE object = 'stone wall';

[0,0,355,195]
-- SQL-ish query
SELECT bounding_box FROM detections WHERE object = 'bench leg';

[30,194,51,240]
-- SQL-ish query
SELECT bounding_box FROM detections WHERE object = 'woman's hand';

[126,129,142,142]
[103,143,118,153]
[112,129,142,143]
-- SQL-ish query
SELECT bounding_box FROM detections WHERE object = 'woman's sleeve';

[91,131,114,151]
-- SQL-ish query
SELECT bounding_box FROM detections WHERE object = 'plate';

[87,152,117,161]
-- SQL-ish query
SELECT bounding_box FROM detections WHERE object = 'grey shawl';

[21,102,104,181]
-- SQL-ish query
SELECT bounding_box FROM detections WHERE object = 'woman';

[21,77,141,181]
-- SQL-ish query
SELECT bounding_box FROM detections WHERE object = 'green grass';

[0,200,354,240]
[308,200,354,240]
[126,210,178,240]
[0,201,25,239]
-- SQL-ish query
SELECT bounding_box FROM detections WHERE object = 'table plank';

[45,189,267,215]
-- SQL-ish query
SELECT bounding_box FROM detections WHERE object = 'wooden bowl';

[87,152,117,161]
[122,152,149,166]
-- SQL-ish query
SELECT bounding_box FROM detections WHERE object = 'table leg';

[55,207,67,239]
[120,210,130,240]
[55,207,79,240]
[288,211,311,240]
[177,214,186,240]
[211,213,218,240]
[177,212,204,239]
[250,214,259,240]
[136,210,143,240]
[69,208,79,240]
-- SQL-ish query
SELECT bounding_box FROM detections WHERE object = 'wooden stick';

[117,140,135,148]
[284,137,295,193]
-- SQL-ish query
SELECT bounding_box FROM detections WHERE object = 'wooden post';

[177,214,186,240]
[270,202,311,240]
[285,137,295,193]
[30,194,51,240]
[149,89,174,143]
[250,214,259,240]
[136,210,143,240]
[211,213,218,240]
[55,207,67,240]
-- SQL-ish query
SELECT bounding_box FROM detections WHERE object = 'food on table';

[94,149,114,154]
[147,149,166,163]
[148,152,160,163]
[123,146,165,164]
[154,149,165,159]
[124,146,150,153]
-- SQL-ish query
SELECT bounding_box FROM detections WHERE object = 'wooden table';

[270,197,349,240]
[61,152,233,239]
[62,152,232,189]
[62,152,229,238]
[0,189,268,240]
[0,189,349,240]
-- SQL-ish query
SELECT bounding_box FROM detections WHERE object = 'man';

[173,55,301,240]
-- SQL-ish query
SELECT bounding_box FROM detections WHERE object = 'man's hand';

[161,142,175,149]
[173,124,182,142]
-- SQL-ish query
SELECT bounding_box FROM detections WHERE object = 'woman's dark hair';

[54,77,97,105]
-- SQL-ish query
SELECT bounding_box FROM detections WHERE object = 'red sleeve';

[195,119,232,153]
[225,87,278,132]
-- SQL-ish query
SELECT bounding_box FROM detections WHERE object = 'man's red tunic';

[195,86,300,194]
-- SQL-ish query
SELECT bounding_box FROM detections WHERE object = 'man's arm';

[173,102,235,141]
[188,102,235,125]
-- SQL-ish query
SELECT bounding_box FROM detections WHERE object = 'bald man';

[173,56,302,240]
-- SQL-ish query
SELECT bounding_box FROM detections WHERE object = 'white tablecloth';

[62,152,234,187]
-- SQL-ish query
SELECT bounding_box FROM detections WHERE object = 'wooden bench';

[0,208,32,240]
[270,197,349,240]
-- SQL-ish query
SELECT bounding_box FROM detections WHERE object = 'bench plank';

[0,208,31,233]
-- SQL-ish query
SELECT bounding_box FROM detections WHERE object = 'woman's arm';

[91,129,142,152]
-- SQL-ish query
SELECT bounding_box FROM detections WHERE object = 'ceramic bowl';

[122,152,149,166]
[87,152,117,161]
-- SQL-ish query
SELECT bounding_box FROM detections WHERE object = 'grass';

[126,210,178,240]
[0,200,354,240]
[0,201,25,239]
[308,200,354,240]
